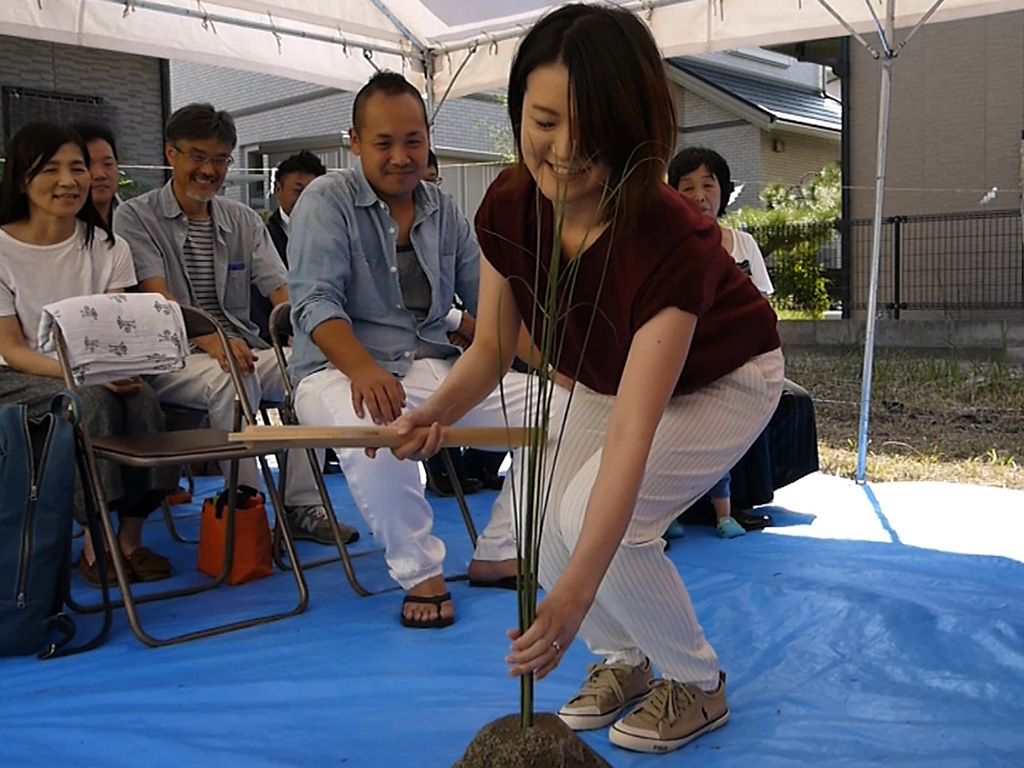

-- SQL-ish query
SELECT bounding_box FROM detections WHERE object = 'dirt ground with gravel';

[784,348,1024,489]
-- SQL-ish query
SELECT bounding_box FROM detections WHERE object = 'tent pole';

[424,52,436,126]
[855,0,897,484]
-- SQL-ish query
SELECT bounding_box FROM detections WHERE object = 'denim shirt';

[114,181,287,350]
[287,166,480,384]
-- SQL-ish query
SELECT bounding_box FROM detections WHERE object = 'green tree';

[723,162,840,318]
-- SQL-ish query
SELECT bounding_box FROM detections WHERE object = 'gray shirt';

[114,181,287,349]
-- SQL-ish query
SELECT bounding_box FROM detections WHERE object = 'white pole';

[855,0,897,483]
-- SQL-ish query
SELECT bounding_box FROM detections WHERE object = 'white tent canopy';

[2,0,1023,103]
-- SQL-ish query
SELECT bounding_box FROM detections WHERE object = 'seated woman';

[669,147,819,530]
[0,123,178,586]
[389,5,783,754]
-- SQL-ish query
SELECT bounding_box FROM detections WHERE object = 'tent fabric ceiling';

[3,1,1024,101]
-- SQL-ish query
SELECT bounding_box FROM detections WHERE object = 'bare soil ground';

[785,349,1024,489]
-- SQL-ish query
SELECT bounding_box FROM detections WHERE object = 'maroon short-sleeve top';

[475,168,780,396]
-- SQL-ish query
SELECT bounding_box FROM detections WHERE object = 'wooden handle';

[228,424,538,450]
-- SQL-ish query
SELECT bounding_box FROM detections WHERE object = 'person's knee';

[208,367,262,411]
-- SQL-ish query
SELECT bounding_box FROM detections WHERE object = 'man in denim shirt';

[116,103,358,546]
[290,73,545,629]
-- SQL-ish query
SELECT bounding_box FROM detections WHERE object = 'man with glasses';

[115,103,358,546]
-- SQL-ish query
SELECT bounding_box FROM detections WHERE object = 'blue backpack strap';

[49,390,84,426]
[38,388,113,659]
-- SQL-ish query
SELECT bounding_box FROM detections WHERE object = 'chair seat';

[92,429,256,467]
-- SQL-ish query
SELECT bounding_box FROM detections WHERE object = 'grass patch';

[788,349,1024,489]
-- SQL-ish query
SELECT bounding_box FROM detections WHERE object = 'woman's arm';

[508,305,697,677]
[390,255,522,456]
[560,306,695,597]
[0,316,63,378]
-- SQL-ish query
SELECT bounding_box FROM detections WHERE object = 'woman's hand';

[103,376,143,395]
[365,405,445,461]
[506,583,592,681]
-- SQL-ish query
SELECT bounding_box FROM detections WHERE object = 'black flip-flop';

[468,575,518,591]
[400,591,455,629]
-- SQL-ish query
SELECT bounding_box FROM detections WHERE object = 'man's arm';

[138,275,250,373]
[289,185,405,423]
[269,284,289,306]
[249,213,288,299]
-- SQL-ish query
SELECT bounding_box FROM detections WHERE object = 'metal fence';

[744,208,1024,316]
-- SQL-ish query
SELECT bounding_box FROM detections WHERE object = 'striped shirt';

[183,218,237,338]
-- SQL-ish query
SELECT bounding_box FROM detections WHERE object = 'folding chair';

[51,296,309,646]
[266,302,478,596]
[159,401,284,545]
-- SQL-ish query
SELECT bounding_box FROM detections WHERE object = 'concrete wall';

[779,319,1024,362]
[0,35,166,192]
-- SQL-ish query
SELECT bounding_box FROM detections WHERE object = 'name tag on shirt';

[228,261,246,271]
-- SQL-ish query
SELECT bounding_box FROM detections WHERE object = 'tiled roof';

[670,58,842,132]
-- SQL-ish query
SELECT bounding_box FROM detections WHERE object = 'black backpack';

[0,392,111,658]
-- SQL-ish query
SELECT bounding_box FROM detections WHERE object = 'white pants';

[534,349,784,689]
[149,348,319,508]
[294,358,564,590]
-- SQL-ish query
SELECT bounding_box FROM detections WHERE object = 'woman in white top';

[0,123,178,586]
[668,146,774,539]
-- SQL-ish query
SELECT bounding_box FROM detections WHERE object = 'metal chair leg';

[272,444,389,597]
[161,497,199,544]
[441,448,478,547]
[70,446,309,646]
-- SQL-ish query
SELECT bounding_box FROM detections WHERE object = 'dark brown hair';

[0,123,112,246]
[165,103,237,148]
[507,4,676,230]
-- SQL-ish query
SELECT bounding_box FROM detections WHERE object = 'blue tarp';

[3,472,1023,767]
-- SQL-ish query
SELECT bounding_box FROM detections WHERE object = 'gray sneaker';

[557,658,654,731]
[284,504,359,545]
[609,672,729,754]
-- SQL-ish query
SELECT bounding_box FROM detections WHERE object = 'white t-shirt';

[726,227,774,296]
[0,221,137,365]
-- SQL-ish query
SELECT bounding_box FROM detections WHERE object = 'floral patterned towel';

[38,293,188,386]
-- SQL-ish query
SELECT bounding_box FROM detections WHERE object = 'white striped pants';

[534,349,784,688]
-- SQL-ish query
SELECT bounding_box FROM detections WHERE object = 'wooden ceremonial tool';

[228,425,537,450]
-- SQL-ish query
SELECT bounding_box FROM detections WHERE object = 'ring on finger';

[551,640,562,654]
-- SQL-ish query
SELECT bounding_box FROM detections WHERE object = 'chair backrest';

[269,301,293,344]
[48,295,260,429]
[268,302,294,402]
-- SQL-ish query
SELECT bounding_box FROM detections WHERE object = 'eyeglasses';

[172,145,235,169]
